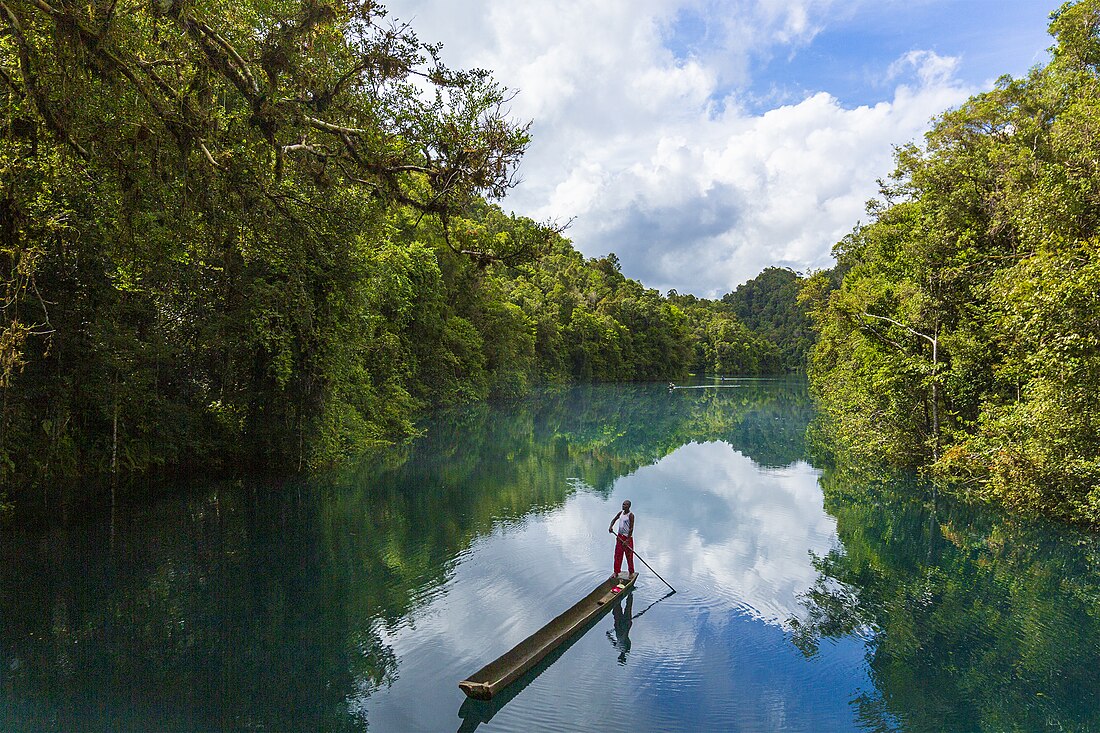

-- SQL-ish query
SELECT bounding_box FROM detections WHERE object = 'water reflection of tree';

[415,378,814,487]
[0,487,377,731]
[791,463,1100,732]
[0,379,814,731]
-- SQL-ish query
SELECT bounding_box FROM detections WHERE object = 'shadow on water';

[607,593,634,663]
[628,588,676,622]
[456,589,637,732]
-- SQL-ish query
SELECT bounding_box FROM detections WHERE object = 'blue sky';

[386,0,1061,296]
[735,2,1054,110]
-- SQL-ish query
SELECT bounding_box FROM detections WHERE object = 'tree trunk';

[111,402,118,479]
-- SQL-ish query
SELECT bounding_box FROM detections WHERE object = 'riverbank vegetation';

[723,267,814,372]
[0,0,800,512]
[803,0,1100,525]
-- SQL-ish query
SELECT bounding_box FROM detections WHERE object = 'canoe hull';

[459,572,638,700]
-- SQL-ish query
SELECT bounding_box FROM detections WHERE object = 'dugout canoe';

[458,572,638,700]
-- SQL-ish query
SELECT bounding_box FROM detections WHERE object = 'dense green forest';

[803,0,1100,525]
[0,0,801,511]
[722,267,814,371]
[664,268,816,377]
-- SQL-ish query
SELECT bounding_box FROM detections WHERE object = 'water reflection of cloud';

[362,439,849,731]
[611,441,838,626]
[535,440,835,627]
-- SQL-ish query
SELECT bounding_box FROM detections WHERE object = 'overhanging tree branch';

[6,0,532,245]
[0,0,89,158]
[861,311,937,348]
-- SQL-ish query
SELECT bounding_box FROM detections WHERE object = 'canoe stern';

[458,679,493,700]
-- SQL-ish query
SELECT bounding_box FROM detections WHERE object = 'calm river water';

[2,378,1100,732]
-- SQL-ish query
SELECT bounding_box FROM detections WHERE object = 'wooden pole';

[615,534,676,593]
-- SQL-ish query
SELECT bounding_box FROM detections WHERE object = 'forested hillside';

[803,0,1100,525]
[722,267,814,371]
[0,0,781,510]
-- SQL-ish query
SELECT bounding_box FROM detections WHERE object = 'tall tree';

[0,0,531,491]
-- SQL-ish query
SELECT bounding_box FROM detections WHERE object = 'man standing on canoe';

[608,499,635,577]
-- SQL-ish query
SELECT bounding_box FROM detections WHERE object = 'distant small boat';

[458,572,639,700]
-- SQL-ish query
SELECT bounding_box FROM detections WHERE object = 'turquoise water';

[2,378,1099,731]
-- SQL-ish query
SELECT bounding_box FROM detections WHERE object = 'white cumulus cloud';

[386,0,982,296]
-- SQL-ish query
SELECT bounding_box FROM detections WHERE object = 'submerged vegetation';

[804,0,1100,525]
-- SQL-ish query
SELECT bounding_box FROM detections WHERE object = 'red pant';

[614,535,634,575]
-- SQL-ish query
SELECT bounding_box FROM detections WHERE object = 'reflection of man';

[610,593,633,664]
[608,499,635,577]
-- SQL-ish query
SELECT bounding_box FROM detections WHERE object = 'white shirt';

[617,512,633,535]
